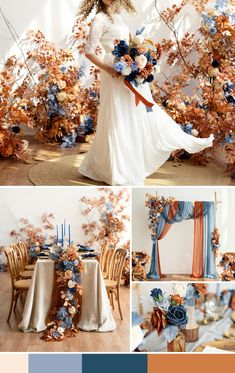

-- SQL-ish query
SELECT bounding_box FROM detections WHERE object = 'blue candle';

[61,223,64,246]
[56,225,59,244]
[68,224,71,246]
[64,219,66,236]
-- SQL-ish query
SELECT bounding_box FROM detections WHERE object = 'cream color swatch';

[0,354,28,373]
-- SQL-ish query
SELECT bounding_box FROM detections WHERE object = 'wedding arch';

[146,196,218,280]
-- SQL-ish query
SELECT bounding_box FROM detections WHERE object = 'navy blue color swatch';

[83,354,147,373]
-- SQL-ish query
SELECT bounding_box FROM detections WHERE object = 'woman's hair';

[79,0,136,20]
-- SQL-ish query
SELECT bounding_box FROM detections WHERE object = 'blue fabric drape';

[147,201,218,280]
[203,202,217,278]
[147,213,168,279]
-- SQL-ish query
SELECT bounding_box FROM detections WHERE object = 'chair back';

[18,241,29,265]
[10,243,25,271]
[101,247,115,276]
[5,247,21,285]
[109,248,127,285]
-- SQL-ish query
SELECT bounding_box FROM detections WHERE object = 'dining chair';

[102,247,116,279]
[18,241,35,271]
[104,248,127,320]
[4,247,31,322]
[10,243,33,279]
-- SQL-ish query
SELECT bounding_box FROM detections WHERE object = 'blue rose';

[166,305,188,326]
[150,288,163,302]
[112,40,129,57]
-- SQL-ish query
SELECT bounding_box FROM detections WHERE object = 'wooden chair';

[4,247,31,322]
[18,241,35,271]
[104,248,127,320]
[102,248,115,279]
[10,243,33,279]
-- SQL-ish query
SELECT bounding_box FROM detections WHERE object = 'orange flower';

[121,54,133,66]
[171,294,184,305]
[151,307,167,336]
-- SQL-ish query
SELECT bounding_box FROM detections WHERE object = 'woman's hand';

[103,65,120,78]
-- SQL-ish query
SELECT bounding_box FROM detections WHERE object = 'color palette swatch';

[1,354,234,373]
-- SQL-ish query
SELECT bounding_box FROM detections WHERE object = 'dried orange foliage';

[80,188,130,249]
[152,0,235,170]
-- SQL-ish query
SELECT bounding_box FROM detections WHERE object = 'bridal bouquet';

[112,29,161,87]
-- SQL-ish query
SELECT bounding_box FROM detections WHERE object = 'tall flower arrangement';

[152,0,235,171]
[81,188,130,250]
[0,56,31,161]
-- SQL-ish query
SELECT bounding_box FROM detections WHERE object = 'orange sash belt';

[124,80,155,109]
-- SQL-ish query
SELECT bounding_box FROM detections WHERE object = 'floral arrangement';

[219,252,235,281]
[0,56,31,161]
[0,21,100,159]
[10,213,55,247]
[145,192,175,239]
[211,228,220,255]
[113,29,161,86]
[132,251,151,281]
[81,188,130,250]
[42,246,83,341]
[150,286,188,343]
[152,0,235,172]
[20,31,100,144]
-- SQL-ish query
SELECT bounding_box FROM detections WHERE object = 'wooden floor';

[0,135,90,186]
[0,272,130,352]
[137,274,226,282]
[0,135,233,186]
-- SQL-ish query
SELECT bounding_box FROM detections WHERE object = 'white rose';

[58,80,67,90]
[135,54,148,70]
[121,66,132,76]
[68,280,76,289]
[57,327,65,334]
[223,30,231,37]
[191,129,199,137]
[172,284,187,297]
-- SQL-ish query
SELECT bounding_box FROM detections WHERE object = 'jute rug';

[28,154,232,186]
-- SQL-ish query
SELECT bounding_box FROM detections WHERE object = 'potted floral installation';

[150,286,188,352]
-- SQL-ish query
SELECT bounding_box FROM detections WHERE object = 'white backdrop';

[132,187,235,274]
[0,187,131,249]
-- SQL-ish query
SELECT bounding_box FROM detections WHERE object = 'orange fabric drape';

[191,201,204,278]
[157,201,179,277]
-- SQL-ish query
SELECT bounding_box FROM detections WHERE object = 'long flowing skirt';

[80,67,214,186]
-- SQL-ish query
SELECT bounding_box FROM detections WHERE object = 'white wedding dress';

[79,12,214,186]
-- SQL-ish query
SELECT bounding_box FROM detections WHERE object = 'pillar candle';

[68,224,71,246]
[61,223,64,246]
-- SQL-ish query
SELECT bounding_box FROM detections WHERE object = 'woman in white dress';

[79,0,214,186]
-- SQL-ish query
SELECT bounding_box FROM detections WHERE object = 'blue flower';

[112,40,129,58]
[166,305,188,326]
[125,70,138,83]
[114,61,126,73]
[78,115,94,136]
[129,48,140,59]
[61,65,67,73]
[146,74,154,83]
[150,288,163,302]
[64,316,73,329]
[61,133,77,148]
[57,307,68,320]
[131,62,139,71]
